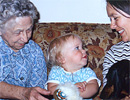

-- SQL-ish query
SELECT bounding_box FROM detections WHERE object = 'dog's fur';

[100,59,130,99]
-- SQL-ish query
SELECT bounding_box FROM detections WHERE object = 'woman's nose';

[110,20,117,29]
[21,32,28,42]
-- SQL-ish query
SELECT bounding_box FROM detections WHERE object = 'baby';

[46,33,101,100]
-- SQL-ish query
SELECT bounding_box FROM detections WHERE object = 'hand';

[23,87,51,100]
[74,81,87,92]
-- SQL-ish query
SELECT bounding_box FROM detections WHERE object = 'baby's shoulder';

[50,66,63,72]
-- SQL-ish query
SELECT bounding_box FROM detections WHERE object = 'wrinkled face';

[61,36,87,72]
[107,3,130,42]
[0,16,33,52]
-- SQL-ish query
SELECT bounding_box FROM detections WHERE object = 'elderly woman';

[0,0,50,100]
[102,0,130,91]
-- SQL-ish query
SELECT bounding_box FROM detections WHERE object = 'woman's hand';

[23,87,51,100]
[0,81,50,100]
[23,87,50,100]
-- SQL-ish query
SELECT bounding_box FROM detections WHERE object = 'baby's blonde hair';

[47,33,81,67]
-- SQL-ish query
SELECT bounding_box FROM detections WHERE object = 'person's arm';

[47,83,59,95]
[0,81,50,100]
[102,48,116,87]
[75,79,99,98]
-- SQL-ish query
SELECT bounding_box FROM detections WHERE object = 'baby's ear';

[58,56,65,64]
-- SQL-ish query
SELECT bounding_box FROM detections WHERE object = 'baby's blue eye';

[76,46,79,50]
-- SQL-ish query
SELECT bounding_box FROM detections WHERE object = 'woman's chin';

[122,37,129,42]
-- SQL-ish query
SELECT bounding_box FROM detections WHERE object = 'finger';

[35,87,50,95]
[32,91,49,100]
[83,81,87,85]
[37,94,49,100]
[41,89,50,95]
[75,84,82,89]
[82,81,87,91]
[29,96,38,100]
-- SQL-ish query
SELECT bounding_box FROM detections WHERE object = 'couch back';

[32,23,121,99]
